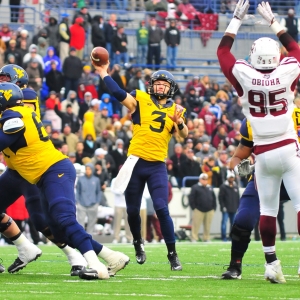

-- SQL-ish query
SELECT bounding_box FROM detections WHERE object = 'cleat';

[106,251,130,277]
[133,239,146,265]
[8,245,42,273]
[79,264,110,280]
[0,262,5,273]
[70,265,85,276]
[167,252,182,271]
[221,263,242,279]
[264,260,286,284]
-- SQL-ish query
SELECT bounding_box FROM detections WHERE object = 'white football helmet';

[249,37,280,70]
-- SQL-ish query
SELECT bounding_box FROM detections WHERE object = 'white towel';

[111,155,139,194]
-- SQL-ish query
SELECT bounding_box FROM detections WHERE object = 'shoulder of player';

[234,59,253,70]
[0,109,23,124]
[22,88,38,100]
[279,56,299,66]
[2,117,24,134]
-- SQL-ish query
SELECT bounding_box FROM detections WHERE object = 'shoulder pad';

[22,88,38,100]
[3,118,24,134]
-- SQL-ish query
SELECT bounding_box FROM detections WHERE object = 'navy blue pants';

[37,159,102,254]
[125,158,175,244]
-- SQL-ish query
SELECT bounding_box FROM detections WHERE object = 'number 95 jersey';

[128,90,186,162]
[232,57,300,145]
[0,106,67,184]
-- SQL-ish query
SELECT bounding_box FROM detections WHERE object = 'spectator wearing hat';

[136,20,148,66]
[45,60,65,94]
[188,173,216,242]
[110,139,127,179]
[97,106,112,136]
[91,15,106,49]
[50,129,64,149]
[36,36,48,58]
[70,17,86,60]
[164,19,180,71]
[61,90,79,116]
[79,91,93,122]
[185,76,202,95]
[43,47,62,75]
[23,44,45,69]
[127,69,146,92]
[201,156,220,187]
[218,170,240,242]
[4,38,22,65]
[186,86,202,118]
[147,18,164,70]
[78,65,98,100]
[97,130,114,151]
[0,24,12,47]
[170,143,187,188]
[62,47,82,98]
[26,58,43,94]
[100,93,113,118]
[59,123,79,154]
[43,91,62,132]
[58,13,71,64]
[54,98,80,134]
[195,137,215,161]
[112,25,129,65]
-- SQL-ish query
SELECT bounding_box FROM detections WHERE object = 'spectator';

[4,39,22,65]
[63,47,82,98]
[209,96,222,120]
[180,148,201,187]
[79,91,93,122]
[219,171,240,242]
[91,15,106,49]
[44,91,62,131]
[216,90,230,112]
[61,90,80,116]
[23,44,45,69]
[45,17,59,55]
[226,120,241,146]
[43,47,61,75]
[188,173,216,242]
[76,162,101,234]
[97,129,114,150]
[112,25,129,65]
[18,39,28,64]
[147,18,164,70]
[78,65,98,100]
[0,24,12,47]
[214,150,229,187]
[145,0,168,13]
[164,19,181,71]
[100,93,113,117]
[212,125,228,150]
[36,36,48,58]
[97,107,112,136]
[82,98,99,140]
[0,38,6,67]
[83,134,99,158]
[59,123,79,154]
[58,13,71,65]
[170,143,187,188]
[72,6,92,33]
[176,0,200,22]
[185,76,202,95]
[136,20,148,66]
[228,97,244,122]
[54,101,80,134]
[110,139,127,179]
[26,58,43,93]
[45,60,64,94]
[186,86,202,117]
[127,69,146,92]
[75,141,90,164]
[104,14,118,66]
[70,17,86,60]
[280,8,300,43]
[201,156,219,187]
[198,102,216,137]
[111,178,132,244]
[50,129,63,149]
[92,148,116,182]
[9,0,21,23]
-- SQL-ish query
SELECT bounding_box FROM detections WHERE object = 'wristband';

[225,18,242,35]
[177,123,184,130]
[103,75,127,102]
[270,20,284,35]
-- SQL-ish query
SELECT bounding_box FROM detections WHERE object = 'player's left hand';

[233,0,251,20]
[234,159,255,177]
[168,105,183,126]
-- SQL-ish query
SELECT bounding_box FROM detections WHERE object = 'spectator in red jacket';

[70,17,86,60]
[198,102,216,137]
[43,91,62,132]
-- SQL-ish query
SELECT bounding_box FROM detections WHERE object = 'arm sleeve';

[0,129,24,152]
[280,32,300,63]
[217,36,243,95]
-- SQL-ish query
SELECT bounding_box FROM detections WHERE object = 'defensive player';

[0,82,129,280]
[0,65,88,275]
[217,0,300,283]
[93,61,188,270]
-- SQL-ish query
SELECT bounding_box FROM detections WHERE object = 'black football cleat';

[133,239,146,264]
[78,267,109,280]
[221,263,242,279]
[0,262,5,273]
[70,265,85,276]
[8,250,42,273]
[167,252,182,271]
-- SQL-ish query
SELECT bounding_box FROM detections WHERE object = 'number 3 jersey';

[128,90,186,162]
[0,106,67,184]
[232,57,300,145]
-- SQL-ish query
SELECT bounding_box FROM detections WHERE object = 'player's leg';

[221,180,260,279]
[147,161,182,271]
[39,159,129,280]
[255,148,285,283]
[125,159,147,264]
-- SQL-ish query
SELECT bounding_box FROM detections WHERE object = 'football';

[90,47,109,66]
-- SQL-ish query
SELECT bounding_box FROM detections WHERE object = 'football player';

[217,0,300,283]
[0,82,130,280]
[93,60,188,270]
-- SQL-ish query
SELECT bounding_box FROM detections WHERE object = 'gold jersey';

[2,106,67,184]
[128,90,186,162]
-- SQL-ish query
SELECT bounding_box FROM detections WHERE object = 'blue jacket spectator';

[43,46,62,74]
[100,93,113,117]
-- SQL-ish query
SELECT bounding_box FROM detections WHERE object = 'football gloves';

[233,0,250,20]
[234,159,255,177]
[257,1,276,26]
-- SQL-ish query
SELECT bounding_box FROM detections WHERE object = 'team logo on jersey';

[263,74,270,79]
[0,89,12,101]
[13,67,24,78]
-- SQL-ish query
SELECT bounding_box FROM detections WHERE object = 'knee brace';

[230,224,251,244]
[0,214,13,233]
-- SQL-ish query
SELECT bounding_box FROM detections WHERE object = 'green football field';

[1,240,300,300]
